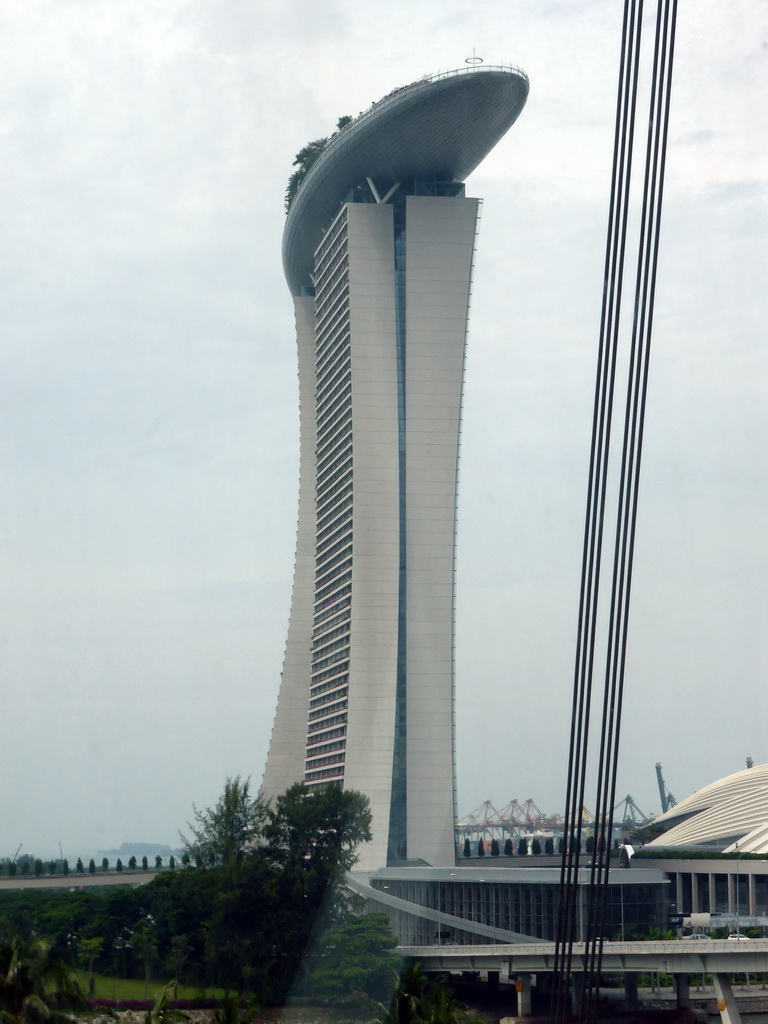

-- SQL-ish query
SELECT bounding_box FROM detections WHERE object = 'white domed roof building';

[649,764,768,852]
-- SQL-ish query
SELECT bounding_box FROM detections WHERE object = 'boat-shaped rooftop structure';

[282,64,529,296]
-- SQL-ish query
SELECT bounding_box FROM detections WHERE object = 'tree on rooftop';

[284,117,353,211]
[504,838,514,856]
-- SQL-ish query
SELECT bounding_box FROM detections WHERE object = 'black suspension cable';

[551,2,678,1021]
[550,3,643,1020]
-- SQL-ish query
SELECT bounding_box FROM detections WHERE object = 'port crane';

[655,762,677,813]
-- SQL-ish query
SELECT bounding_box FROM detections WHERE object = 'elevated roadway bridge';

[399,939,768,1024]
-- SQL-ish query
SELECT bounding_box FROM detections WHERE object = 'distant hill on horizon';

[98,841,182,859]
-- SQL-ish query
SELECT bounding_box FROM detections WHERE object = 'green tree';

[33,861,43,878]
[75,859,84,874]
[263,782,371,876]
[77,936,103,997]
[142,857,148,871]
[531,838,541,855]
[155,856,162,869]
[180,852,190,868]
[8,863,16,878]
[490,839,500,857]
[48,862,56,875]
[309,913,399,1001]
[462,838,471,859]
[116,859,123,873]
[374,962,428,1024]
[128,857,137,870]
[88,860,95,874]
[544,837,554,855]
[476,840,485,858]
[0,932,82,1024]
[586,834,595,854]
[181,776,265,868]
[164,935,191,1000]
[101,858,108,872]
[517,838,528,856]
[169,856,175,870]
[503,838,514,856]
[20,863,30,878]
[284,118,352,211]
[62,860,69,876]
[132,917,157,998]
[425,980,486,1024]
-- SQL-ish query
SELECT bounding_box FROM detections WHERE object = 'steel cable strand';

[551,3,644,1021]
[552,0,637,997]
[578,0,680,1014]
[574,4,647,1017]
[592,0,679,994]
[587,0,671,991]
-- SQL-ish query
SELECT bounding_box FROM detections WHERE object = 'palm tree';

[370,965,486,1024]
[142,983,190,1024]
[0,932,81,1024]
[426,984,485,1024]
[381,963,429,1024]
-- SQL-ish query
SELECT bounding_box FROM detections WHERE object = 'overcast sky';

[1,0,766,861]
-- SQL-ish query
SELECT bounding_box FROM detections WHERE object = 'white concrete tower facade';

[262,66,529,871]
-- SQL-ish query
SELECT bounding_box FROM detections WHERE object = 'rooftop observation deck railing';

[330,62,530,148]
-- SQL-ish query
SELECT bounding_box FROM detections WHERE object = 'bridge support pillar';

[713,973,742,1024]
[674,973,690,1008]
[623,973,638,1010]
[516,973,532,1016]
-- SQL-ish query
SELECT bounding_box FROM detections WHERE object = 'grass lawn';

[74,970,226,1002]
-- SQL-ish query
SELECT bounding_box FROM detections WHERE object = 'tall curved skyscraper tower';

[262,65,529,871]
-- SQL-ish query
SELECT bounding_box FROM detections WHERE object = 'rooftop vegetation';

[285,116,352,211]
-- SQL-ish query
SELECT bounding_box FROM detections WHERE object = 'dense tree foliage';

[0,781,375,1005]
[308,913,399,1001]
